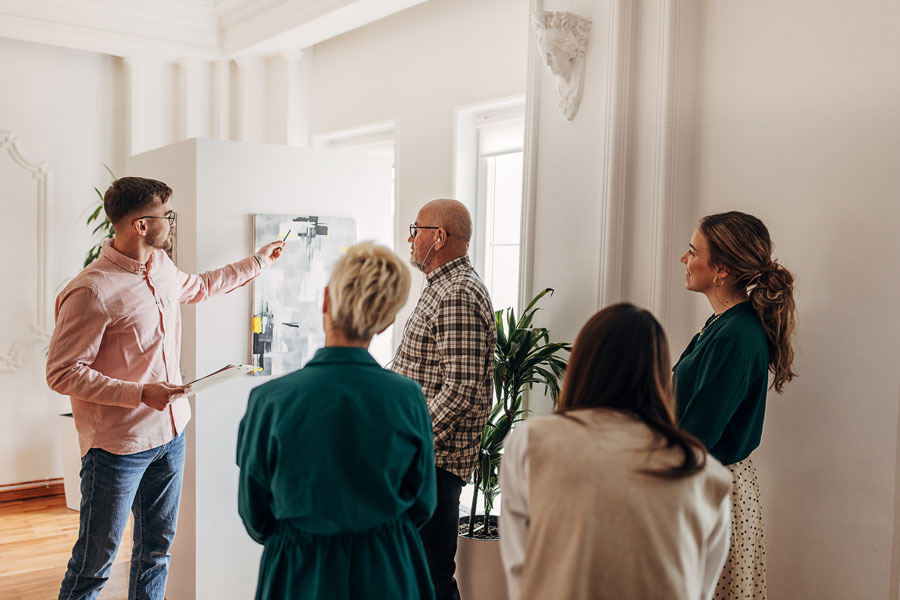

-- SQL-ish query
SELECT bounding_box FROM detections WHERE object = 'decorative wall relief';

[0,131,50,373]
[532,11,592,121]
[250,214,357,376]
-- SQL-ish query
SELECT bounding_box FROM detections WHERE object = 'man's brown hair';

[103,177,172,225]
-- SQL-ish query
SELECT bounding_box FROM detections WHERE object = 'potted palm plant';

[456,287,570,600]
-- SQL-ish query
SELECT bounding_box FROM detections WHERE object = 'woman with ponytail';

[500,304,733,600]
[675,211,797,599]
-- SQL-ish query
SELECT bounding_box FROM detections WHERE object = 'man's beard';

[149,229,174,252]
[409,248,433,273]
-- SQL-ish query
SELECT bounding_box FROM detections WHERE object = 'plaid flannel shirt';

[392,255,496,481]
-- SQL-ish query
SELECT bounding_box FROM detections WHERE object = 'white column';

[212,59,231,140]
[525,0,699,332]
[596,0,631,309]
[264,51,312,147]
[526,1,624,346]
[123,56,146,156]
[234,55,264,143]
[178,59,207,141]
[646,0,700,332]
[283,50,310,147]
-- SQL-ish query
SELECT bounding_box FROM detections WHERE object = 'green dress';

[673,302,769,466]
[236,347,437,599]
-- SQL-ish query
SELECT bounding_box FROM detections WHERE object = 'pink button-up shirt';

[47,240,260,456]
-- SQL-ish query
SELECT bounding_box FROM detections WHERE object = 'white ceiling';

[0,0,427,59]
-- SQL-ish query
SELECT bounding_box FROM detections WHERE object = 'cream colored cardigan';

[500,409,732,600]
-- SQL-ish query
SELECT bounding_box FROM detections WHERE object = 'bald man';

[392,199,496,599]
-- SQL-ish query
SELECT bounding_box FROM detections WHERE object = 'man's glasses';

[133,211,176,225]
[409,225,445,238]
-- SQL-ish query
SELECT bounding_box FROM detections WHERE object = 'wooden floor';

[0,495,132,600]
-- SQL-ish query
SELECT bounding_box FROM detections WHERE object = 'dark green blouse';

[236,347,437,600]
[673,302,769,466]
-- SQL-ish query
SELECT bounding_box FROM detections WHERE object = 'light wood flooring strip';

[0,495,131,600]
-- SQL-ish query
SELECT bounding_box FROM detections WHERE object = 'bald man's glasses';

[409,225,447,238]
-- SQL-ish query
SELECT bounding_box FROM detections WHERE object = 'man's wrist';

[253,252,266,270]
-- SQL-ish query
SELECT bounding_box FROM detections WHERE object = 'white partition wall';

[130,138,392,600]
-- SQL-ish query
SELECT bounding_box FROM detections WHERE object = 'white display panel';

[130,138,392,600]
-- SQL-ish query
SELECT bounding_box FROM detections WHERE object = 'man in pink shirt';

[46,176,284,600]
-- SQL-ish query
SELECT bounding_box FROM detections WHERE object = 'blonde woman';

[237,242,436,600]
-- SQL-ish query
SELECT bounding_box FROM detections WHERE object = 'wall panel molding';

[0,131,50,373]
[646,0,699,337]
[648,0,678,327]
[597,0,632,307]
[519,0,543,310]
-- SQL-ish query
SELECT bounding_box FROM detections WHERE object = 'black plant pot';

[457,514,499,540]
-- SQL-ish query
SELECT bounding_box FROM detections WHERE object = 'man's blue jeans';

[58,432,186,600]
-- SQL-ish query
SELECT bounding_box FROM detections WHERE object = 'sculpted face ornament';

[532,11,592,121]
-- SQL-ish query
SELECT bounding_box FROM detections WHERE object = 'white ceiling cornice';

[0,0,219,58]
[217,0,286,30]
[0,14,220,59]
[221,0,426,56]
[0,0,428,59]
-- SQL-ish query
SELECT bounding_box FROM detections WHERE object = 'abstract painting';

[250,214,357,376]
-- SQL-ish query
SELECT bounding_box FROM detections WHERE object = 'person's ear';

[434,228,447,249]
[322,287,330,314]
[132,217,148,237]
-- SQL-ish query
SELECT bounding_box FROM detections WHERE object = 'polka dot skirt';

[714,458,768,599]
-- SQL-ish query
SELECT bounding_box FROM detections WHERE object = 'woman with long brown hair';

[675,211,797,599]
[500,303,733,600]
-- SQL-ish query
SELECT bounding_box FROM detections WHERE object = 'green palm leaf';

[466,289,570,537]
[83,164,117,267]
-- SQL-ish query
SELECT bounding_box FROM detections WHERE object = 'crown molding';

[0,14,220,59]
[0,0,428,59]
[216,0,428,56]
[217,0,286,30]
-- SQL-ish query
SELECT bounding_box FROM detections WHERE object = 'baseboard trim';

[0,478,65,502]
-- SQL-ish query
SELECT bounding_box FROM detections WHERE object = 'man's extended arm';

[178,241,284,305]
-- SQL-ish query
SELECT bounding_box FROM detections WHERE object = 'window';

[455,97,526,317]
[476,115,524,315]
[454,99,525,517]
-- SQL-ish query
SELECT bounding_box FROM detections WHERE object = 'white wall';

[124,52,314,156]
[309,0,529,325]
[0,37,312,487]
[0,37,123,485]
[528,1,900,598]
[131,138,393,600]
[1,0,528,487]
[692,3,900,597]
[7,1,900,597]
